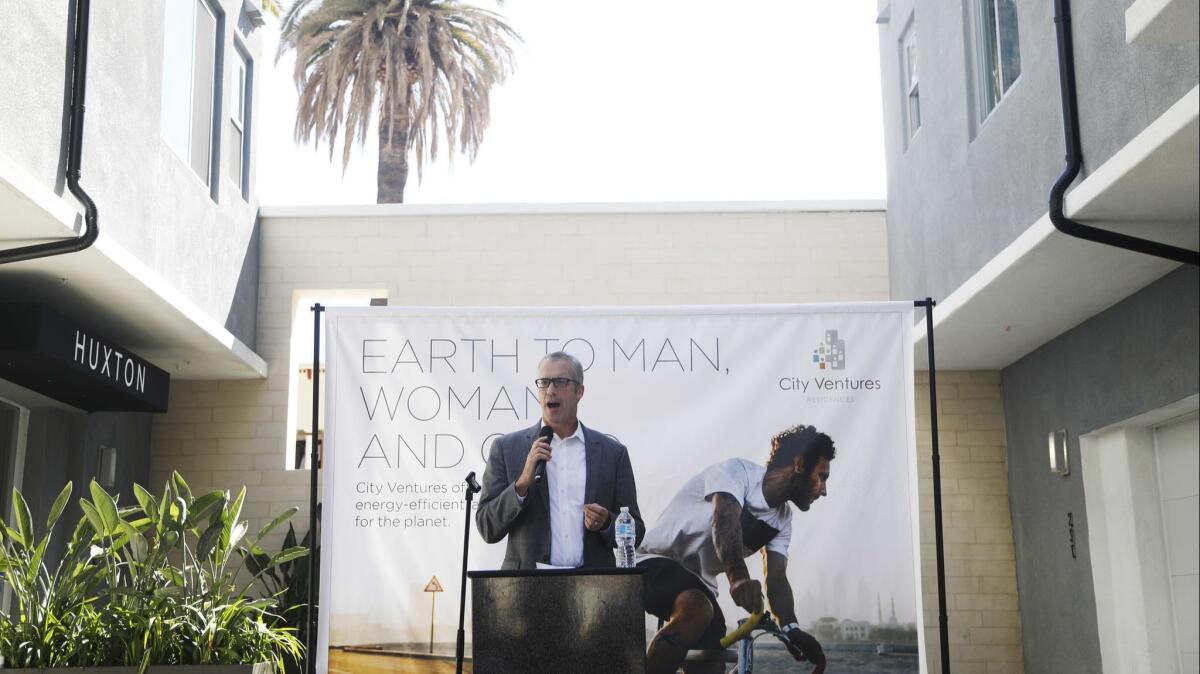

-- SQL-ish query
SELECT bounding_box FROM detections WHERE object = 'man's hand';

[583,503,610,531]
[514,436,552,497]
[729,578,764,615]
[784,627,826,673]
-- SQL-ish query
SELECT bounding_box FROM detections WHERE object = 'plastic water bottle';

[615,506,636,568]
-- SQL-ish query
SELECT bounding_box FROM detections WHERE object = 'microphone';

[464,471,481,494]
[533,425,554,482]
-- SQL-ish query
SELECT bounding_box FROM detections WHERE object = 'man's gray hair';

[540,351,584,385]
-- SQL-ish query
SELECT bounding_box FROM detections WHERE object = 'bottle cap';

[620,506,629,512]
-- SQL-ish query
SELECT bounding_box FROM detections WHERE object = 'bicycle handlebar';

[719,611,765,648]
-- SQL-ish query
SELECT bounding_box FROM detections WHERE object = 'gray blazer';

[475,422,645,570]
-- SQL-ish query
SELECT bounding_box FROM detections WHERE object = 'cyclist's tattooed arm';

[763,550,797,625]
[712,493,763,614]
[712,492,747,577]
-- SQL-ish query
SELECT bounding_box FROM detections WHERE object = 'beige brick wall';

[153,206,889,520]
[916,370,1024,674]
[150,205,1023,670]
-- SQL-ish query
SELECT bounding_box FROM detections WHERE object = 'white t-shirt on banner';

[637,458,793,595]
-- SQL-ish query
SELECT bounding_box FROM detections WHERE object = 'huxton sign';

[0,303,169,412]
[74,330,152,393]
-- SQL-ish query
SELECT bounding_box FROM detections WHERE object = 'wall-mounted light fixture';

[96,445,118,489]
[1048,429,1069,476]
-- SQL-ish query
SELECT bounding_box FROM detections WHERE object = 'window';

[161,0,220,186]
[971,0,1021,123]
[285,292,386,470]
[901,27,920,140]
[227,50,250,198]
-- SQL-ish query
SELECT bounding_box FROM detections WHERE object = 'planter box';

[151,666,272,674]
[7,664,272,674]
[6,670,135,674]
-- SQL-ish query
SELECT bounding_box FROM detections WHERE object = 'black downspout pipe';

[0,0,98,266]
[1050,0,1199,266]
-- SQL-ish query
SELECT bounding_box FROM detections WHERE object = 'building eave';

[914,86,1199,370]
[0,152,267,381]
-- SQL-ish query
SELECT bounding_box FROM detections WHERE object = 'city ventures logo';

[780,328,882,399]
[812,330,845,370]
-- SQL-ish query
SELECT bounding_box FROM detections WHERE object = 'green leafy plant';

[0,474,307,672]
[0,483,110,667]
[248,510,319,674]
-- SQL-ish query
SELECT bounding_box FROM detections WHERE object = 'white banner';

[318,304,923,673]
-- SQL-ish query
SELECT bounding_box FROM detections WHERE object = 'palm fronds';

[279,0,520,201]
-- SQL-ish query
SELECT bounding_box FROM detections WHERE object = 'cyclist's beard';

[789,470,814,512]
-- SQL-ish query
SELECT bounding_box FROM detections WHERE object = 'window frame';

[159,0,225,199]
[232,59,245,130]
[969,0,1022,127]
[227,43,252,200]
[901,25,921,143]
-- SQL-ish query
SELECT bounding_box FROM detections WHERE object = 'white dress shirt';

[545,422,588,567]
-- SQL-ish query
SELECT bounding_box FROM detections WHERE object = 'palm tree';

[279,0,520,203]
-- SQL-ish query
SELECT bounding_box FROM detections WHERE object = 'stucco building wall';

[0,0,263,343]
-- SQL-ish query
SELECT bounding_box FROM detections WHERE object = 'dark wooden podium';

[467,567,646,674]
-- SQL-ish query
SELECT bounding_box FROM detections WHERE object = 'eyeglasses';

[534,377,579,389]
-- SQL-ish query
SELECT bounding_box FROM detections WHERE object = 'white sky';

[257,1,887,206]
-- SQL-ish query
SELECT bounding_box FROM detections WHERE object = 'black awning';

[0,303,169,412]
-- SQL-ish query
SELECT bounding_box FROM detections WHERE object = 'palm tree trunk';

[377,108,409,204]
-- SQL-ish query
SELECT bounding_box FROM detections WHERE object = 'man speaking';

[475,351,644,568]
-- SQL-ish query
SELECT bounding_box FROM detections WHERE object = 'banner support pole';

[915,298,950,674]
[306,303,324,674]
[457,472,481,674]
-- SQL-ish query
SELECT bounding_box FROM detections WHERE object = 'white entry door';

[1155,414,1200,673]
